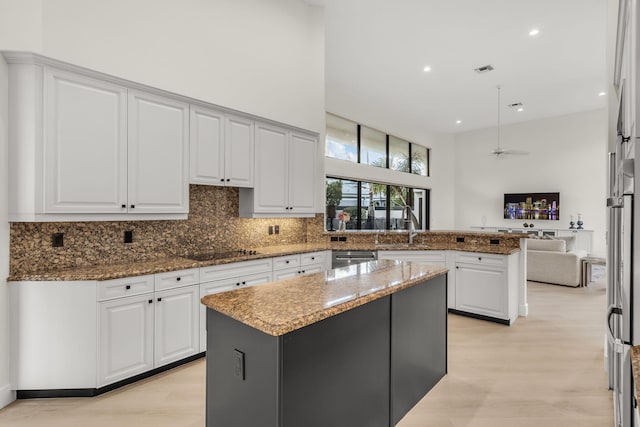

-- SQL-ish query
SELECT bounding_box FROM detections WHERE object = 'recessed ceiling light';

[517,108,524,112]
[456,120,462,124]
[598,91,606,96]
[423,66,432,72]
[529,28,540,36]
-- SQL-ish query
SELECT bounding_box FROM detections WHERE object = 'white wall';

[0,0,324,406]
[326,102,457,230]
[454,109,608,256]
[0,45,13,408]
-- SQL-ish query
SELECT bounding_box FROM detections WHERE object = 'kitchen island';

[201,259,448,427]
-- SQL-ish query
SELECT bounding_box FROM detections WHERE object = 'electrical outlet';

[233,349,245,380]
[124,230,133,243]
[268,226,273,235]
[274,225,280,234]
[51,233,64,248]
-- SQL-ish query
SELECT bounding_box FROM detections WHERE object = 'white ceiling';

[310,0,608,134]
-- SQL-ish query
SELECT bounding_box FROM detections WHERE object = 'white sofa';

[526,237,587,287]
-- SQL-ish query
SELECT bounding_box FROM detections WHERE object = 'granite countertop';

[8,243,330,282]
[200,259,448,336]
[631,346,640,401]
[8,239,519,282]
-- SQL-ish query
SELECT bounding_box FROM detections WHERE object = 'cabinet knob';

[226,178,230,182]
[130,204,135,209]
[125,285,131,290]
[157,297,162,302]
[242,281,246,285]
[220,179,225,182]
[121,204,126,209]
[456,266,459,269]
[311,257,315,260]
[286,260,290,264]
[148,299,153,304]
[176,277,181,281]
[478,257,482,261]
[236,282,240,287]
[302,270,305,273]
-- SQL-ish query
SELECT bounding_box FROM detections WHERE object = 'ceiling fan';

[491,85,529,157]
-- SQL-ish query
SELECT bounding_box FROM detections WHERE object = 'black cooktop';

[185,249,258,262]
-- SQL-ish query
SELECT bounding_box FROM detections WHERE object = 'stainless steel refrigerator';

[607,101,639,427]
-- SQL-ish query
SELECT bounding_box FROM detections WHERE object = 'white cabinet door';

[199,271,272,352]
[98,293,154,387]
[128,91,189,213]
[44,68,128,213]
[225,115,254,187]
[288,132,316,213]
[455,263,508,320]
[190,106,224,185]
[254,123,288,212]
[154,285,200,368]
[273,266,301,281]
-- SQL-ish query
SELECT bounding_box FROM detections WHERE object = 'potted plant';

[326,180,343,231]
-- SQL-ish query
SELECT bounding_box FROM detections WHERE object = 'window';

[326,177,429,231]
[326,114,357,162]
[325,113,430,177]
[360,126,386,167]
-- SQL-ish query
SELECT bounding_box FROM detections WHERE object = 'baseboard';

[448,309,510,325]
[0,383,16,409]
[519,303,529,317]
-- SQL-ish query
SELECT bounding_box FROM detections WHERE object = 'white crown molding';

[1,51,319,137]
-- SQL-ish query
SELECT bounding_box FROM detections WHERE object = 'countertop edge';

[201,263,449,336]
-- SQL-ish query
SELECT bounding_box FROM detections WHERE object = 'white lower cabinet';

[377,250,454,308]
[199,271,273,352]
[154,285,200,368]
[98,293,154,387]
[272,251,329,281]
[453,251,519,324]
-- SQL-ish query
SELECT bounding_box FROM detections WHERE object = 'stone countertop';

[8,243,330,282]
[631,346,640,402]
[201,259,448,336]
[8,239,520,282]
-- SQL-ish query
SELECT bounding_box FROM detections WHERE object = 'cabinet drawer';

[200,258,273,282]
[273,255,301,270]
[300,251,327,266]
[455,252,506,267]
[98,275,154,301]
[155,268,200,291]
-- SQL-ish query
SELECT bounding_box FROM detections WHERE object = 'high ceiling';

[307,0,608,134]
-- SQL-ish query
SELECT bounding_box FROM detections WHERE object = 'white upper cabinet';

[190,107,254,187]
[190,106,224,184]
[4,53,190,221]
[224,115,254,187]
[253,123,289,212]
[44,68,128,213]
[288,132,317,213]
[239,122,317,217]
[128,91,189,213]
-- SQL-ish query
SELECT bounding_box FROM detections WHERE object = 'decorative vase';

[338,220,345,231]
[569,215,575,229]
[577,214,584,230]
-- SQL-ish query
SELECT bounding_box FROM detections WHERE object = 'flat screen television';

[504,192,560,220]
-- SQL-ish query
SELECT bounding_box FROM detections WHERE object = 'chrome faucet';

[403,205,420,244]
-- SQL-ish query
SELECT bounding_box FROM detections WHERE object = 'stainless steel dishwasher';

[331,250,377,269]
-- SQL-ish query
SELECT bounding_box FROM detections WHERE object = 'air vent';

[508,102,523,109]
[474,64,494,74]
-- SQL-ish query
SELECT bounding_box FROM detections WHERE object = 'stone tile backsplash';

[10,185,320,275]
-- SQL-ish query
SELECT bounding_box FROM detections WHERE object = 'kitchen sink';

[376,243,426,249]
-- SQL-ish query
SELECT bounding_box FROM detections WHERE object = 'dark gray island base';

[202,260,448,427]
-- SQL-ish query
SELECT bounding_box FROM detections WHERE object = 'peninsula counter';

[201,259,448,427]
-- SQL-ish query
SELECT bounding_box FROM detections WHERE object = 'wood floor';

[0,280,612,427]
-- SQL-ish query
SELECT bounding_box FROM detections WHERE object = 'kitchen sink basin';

[376,243,426,249]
